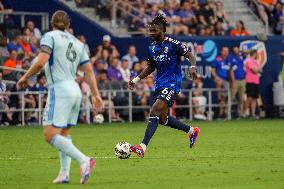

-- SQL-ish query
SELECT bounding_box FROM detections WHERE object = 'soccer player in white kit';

[17,11,103,184]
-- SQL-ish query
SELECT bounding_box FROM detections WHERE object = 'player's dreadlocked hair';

[149,14,167,33]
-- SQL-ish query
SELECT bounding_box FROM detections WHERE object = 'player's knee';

[61,128,70,136]
[43,127,59,143]
[159,115,168,125]
[150,109,161,117]
[43,129,52,143]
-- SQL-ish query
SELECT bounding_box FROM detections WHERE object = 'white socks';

[59,135,72,176]
[140,143,147,152]
[189,127,194,134]
[51,134,88,165]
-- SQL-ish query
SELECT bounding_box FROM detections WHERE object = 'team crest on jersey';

[164,47,168,53]
[240,40,267,67]
[152,45,155,53]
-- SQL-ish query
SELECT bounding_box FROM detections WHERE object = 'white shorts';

[42,80,82,128]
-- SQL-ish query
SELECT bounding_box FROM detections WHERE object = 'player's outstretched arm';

[79,63,103,113]
[184,51,198,80]
[17,52,49,90]
[128,64,155,90]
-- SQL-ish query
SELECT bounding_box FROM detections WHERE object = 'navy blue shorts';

[153,88,176,107]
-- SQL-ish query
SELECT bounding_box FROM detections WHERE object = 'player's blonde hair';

[51,10,70,31]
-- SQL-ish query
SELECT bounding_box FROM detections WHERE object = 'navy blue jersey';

[211,56,230,81]
[148,37,188,93]
[228,54,245,80]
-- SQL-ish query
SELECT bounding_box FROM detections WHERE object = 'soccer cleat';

[130,145,144,158]
[80,158,96,184]
[52,174,70,184]
[189,127,200,148]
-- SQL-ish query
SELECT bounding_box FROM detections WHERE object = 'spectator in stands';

[0,0,13,35]
[229,46,246,118]
[145,0,164,7]
[96,70,123,122]
[7,35,23,53]
[0,0,13,15]
[132,81,149,120]
[130,61,141,79]
[178,1,196,35]
[215,1,229,31]
[257,0,277,23]
[122,45,139,69]
[32,73,47,109]
[130,6,148,32]
[107,58,123,81]
[164,0,188,35]
[95,35,120,59]
[230,20,250,36]
[196,1,216,28]
[147,3,161,21]
[93,59,107,75]
[30,36,40,54]
[275,3,284,35]
[2,50,21,80]
[211,46,231,99]
[19,28,36,56]
[0,71,13,125]
[119,59,130,82]
[245,49,262,118]
[93,48,109,72]
[214,21,225,36]
[23,93,37,124]
[78,35,90,56]
[211,46,231,118]
[204,25,215,36]
[0,35,9,59]
[192,74,207,120]
[26,20,42,40]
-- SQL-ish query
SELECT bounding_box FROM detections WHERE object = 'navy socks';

[142,115,159,145]
[165,116,190,133]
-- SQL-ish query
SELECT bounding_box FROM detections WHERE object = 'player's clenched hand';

[16,76,28,90]
[128,80,136,90]
[92,95,104,113]
[189,66,198,80]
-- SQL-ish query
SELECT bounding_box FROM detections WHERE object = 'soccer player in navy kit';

[128,15,200,158]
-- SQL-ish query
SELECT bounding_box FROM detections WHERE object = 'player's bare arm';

[184,51,198,80]
[128,64,155,90]
[17,50,50,90]
[79,63,104,113]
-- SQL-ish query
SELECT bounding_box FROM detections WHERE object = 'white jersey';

[40,30,89,86]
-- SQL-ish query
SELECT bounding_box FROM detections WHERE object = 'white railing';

[0,88,233,126]
[0,11,49,31]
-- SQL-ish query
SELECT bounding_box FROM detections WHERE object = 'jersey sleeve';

[174,41,188,56]
[211,60,217,68]
[40,33,53,49]
[79,47,90,66]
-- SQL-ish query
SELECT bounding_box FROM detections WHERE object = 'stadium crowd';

[74,0,251,36]
[247,0,284,35]
[0,0,271,126]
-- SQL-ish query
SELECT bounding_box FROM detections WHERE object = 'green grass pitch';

[0,120,284,189]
